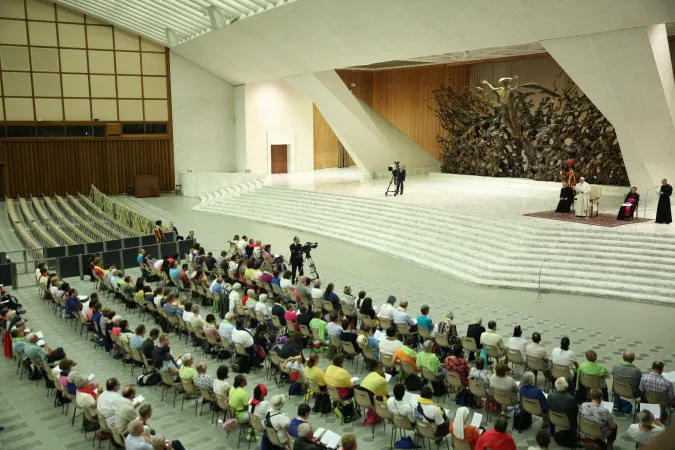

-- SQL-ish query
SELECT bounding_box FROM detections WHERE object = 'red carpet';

[523,211,652,227]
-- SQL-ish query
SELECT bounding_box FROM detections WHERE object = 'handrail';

[43,196,93,243]
[76,193,135,236]
[89,185,168,236]
[54,195,108,242]
[66,194,125,239]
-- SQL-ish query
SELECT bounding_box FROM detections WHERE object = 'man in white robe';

[574,177,590,217]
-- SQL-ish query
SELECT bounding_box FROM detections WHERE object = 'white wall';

[244,79,314,174]
[234,85,247,172]
[170,52,236,176]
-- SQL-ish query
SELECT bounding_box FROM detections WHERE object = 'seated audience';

[304,352,328,412]
[547,377,578,434]
[178,354,195,381]
[326,313,343,338]
[627,410,664,444]
[229,375,250,423]
[417,305,434,335]
[265,395,291,449]
[339,319,359,352]
[141,328,159,362]
[387,384,416,423]
[125,418,151,449]
[506,325,527,362]
[357,365,388,424]
[213,365,231,397]
[392,336,418,372]
[444,344,470,387]
[294,423,323,450]
[480,320,505,357]
[74,372,102,432]
[97,377,122,428]
[414,386,449,437]
[417,339,444,379]
[450,407,481,449]
[378,326,403,358]
[550,337,578,382]
[325,354,356,420]
[203,314,220,343]
[309,310,327,343]
[611,351,642,405]
[392,299,415,332]
[249,383,270,421]
[579,388,617,449]
[322,283,341,312]
[194,362,214,392]
[436,311,458,345]
[475,417,516,450]
[519,371,548,420]
[218,312,236,342]
[577,350,609,401]
[525,332,549,383]
[150,434,186,450]
[378,296,397,321]
[130,324,146,350]
[359,297,379,327]
[284,303,299,331]
[466,316,486,360]
[489,363,519,403]
[529,430,551,450]
[639,360,675,407]
[289,403,310,438]
[115,385,141,435]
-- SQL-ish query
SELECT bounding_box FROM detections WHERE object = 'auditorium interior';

[1,1,675,449]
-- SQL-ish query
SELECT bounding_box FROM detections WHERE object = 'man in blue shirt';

[130,324,146,350]
[289,403,310,438]
[65,289,82,317]
[271,271,281,287]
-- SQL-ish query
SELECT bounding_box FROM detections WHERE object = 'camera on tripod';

[302,242,318,256]
[388,160,401,174]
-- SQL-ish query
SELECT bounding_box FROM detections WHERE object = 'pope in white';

[574,177,590,218]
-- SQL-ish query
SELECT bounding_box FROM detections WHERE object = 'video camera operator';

[395,163,406,196]
[289,236,304,283]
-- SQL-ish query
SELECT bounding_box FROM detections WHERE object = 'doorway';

[271,144,288,174]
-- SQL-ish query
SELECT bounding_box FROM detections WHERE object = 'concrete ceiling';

[171,0,675,85]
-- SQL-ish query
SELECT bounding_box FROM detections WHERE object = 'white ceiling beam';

[204,0,243,18]
[216,0,252,15]
[56,0,168,43]
[236,0,264,13]
[124,0,202,35]
[247,0,271,8]
[165,28,179,47]
[148,0,210,30]
[162,0,212,26]
[207,6,224,29]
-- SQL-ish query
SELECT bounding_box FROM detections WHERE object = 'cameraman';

[289,236,304,283]
[395,163,406,196]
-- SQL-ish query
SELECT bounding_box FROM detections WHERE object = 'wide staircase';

[196,185,675,306]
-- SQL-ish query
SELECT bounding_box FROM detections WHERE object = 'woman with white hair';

[150,434,187,450]
[627,410,665,444]
[74,372,102,432]
[519,371,548,420]
[547,377,578,438]
[449,407,481,448]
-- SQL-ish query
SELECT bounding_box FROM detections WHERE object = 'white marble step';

[195,187,675,304]
[213,190,675,269]
[198,200,674,304]
[258,187,675,247]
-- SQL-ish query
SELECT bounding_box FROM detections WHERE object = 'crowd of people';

[2,231,674,450]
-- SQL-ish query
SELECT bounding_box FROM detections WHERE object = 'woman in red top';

[475,417,516,450]
[444,344,470,387]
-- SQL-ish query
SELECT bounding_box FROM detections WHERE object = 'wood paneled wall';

[0,137,174,197]
[313,65,471,169]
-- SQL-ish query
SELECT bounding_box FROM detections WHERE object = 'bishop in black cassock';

[656,179,672,224]
[555,182,574,213]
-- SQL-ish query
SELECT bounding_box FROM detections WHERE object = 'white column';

[285,70,440,175]
[542,25,675,192]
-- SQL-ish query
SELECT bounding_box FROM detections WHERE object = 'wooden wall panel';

[313,65,471,168]
[313,104,338,169]
[0,137,174,197]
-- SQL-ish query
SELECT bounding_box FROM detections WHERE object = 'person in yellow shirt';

[356,365,388,425]
[325,354,358,423]
[304,352,328,413]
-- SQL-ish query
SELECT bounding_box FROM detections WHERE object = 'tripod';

[305,254,320,280]
[385,172,398,196]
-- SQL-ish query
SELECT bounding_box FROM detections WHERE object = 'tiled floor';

[2,182,673,449]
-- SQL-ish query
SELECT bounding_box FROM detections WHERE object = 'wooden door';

[271,145,288,174]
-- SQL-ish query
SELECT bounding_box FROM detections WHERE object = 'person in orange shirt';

[449,407,481,449]
[392,336,418,372]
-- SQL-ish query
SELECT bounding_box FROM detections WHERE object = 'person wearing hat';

[154,220,166,244]
[249,384,270,421]
[264,394,291,450]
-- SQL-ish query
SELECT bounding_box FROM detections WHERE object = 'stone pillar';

[285,70,440,175]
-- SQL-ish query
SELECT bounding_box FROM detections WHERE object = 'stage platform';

[266,167,672,235]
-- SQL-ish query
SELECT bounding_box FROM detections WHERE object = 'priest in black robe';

[555,181,574,213]
[656,179,672,224]
[617,187,640,220]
